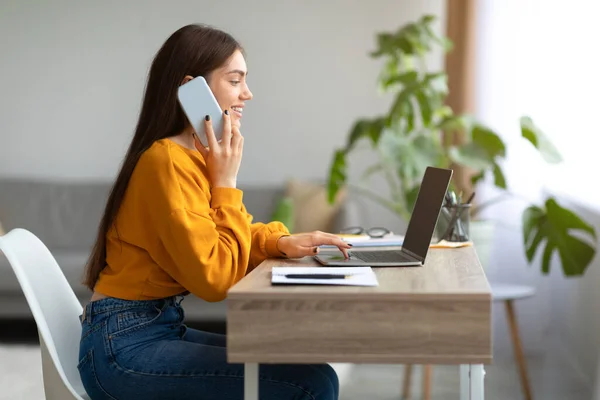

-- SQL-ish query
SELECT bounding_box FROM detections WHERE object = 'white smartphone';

[177,76,223,147]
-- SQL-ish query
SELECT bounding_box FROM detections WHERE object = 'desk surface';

[227,246,492,365]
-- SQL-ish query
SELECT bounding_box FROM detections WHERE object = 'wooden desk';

[227,246,492,399]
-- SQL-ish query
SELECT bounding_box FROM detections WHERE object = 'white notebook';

[271,266,378,286]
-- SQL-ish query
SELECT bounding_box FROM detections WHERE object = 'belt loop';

[80,304,87,323]
[86,302,92,324]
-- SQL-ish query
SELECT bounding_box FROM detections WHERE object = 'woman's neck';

[170,129,196,150]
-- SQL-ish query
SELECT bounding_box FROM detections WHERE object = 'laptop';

[314,166,453,267]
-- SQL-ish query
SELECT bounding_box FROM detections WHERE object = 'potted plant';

[326,15,597,276]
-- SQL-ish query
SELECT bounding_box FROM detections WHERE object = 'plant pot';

[469,219,497,271]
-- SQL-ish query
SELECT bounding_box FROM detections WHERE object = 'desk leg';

[245,363,259,400]
[460,364,485,400]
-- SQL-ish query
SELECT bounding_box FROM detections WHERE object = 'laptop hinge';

[401,248,424,263]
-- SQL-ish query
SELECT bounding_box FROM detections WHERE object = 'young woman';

[77,24,351,400]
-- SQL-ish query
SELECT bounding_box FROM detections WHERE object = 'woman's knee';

[260,363,338,399]
[299,364,338,400]
[311,364,339,399]
[310,364,339,393]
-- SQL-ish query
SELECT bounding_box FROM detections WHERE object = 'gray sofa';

[0,178,357,321]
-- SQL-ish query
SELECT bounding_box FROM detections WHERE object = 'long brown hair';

[83,24,243,290]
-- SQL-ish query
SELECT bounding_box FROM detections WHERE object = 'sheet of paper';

[271,266,379,287]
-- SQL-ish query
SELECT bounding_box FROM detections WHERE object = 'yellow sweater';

[94,139,289,302]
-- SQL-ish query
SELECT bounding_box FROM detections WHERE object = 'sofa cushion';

[0,179,110,251]
[239,186,285,224]
[0,179,287,250]
[286,179,347,233]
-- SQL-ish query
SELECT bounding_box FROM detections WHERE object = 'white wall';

[0,0,446,230]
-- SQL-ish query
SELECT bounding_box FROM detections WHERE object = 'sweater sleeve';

[242,204,290,271]
[140,149,252,302]
[157,188,252,301]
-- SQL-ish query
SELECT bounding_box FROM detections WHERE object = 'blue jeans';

[78,296,339,400]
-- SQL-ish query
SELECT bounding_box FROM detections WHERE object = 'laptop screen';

[401,167,453,261]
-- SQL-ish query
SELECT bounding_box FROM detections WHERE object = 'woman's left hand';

[276,231,352,259]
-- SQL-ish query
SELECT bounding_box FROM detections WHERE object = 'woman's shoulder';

[133,139,209,195]
[137,138,201,172]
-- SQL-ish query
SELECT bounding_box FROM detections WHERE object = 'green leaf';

[548,198,597,239]
[405,101,415,132]
[396,36,415,54]
[472,125,506,159]
[541,240,553,274]
[327,149,347,204]
[492,163,507,189]
[400,24,430,56]
[433,105,453,121]
[415,90,432,127]
[437,114,474,133]
[347,120,370,149]
[423,73,449,96]
[346,118,386,150]
[389,90,415,133]
[379,133,441,188]
[370,33,396,58]
[470,171,485,186]
[420,14,436,24]
[420,15,453,52]
[383,71,418,89]
[522,198,597,276]
[523,205,545,261]
[520,116,562,164]
[448,143,494,171]
[368,118,387,144]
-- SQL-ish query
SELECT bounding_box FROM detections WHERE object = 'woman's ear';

[181,75,194,85]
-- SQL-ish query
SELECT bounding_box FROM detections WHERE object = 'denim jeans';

[78,296,339,400]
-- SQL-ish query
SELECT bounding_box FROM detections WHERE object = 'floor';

[0,321,593,400]
[341,355,591,399]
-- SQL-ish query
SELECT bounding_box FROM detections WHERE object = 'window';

[475,0,600,211]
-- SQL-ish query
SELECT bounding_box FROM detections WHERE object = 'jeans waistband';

[82,296,183,323]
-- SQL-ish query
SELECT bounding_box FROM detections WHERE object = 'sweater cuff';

[266,232,290,258]
[210,187,243,209]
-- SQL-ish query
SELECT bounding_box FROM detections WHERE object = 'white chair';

[0,228,88,399]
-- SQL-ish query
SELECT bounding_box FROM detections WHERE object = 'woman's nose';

[241,84,253,100]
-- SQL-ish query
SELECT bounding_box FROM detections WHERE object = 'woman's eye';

[230,80,240,86]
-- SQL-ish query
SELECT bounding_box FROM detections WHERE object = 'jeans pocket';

[110,305,163,338]
[77,349,118,400]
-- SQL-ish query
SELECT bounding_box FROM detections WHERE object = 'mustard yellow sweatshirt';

[94,139,289,302]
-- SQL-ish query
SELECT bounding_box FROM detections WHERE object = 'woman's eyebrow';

[226,69,247,77]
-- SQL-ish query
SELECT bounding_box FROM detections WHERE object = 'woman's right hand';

[194,110,244,188]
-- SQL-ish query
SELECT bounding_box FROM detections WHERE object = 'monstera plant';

[326,15,597,276]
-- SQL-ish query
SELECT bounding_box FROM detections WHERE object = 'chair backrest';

[0,228,85,397]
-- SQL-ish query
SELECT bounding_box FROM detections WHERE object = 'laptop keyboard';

[350,250,415,263]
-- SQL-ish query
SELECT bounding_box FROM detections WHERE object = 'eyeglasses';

[339,226,392,239]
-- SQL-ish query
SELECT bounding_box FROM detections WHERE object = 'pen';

[284,274,350,279]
